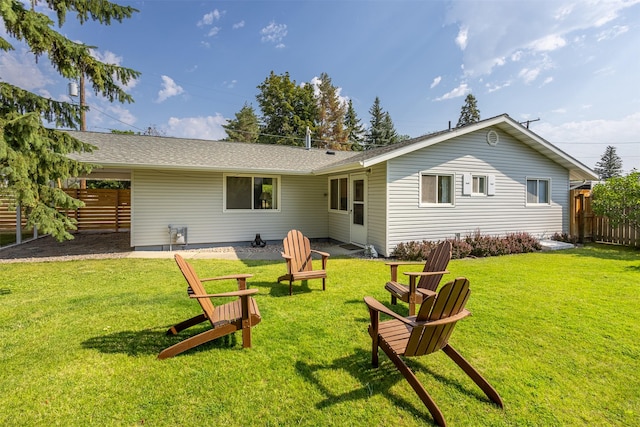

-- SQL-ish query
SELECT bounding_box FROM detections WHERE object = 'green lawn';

[0,244,638,426]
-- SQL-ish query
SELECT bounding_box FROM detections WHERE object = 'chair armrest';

[404,270,449,278]
[281,252,292,260]
[422,309,471,326]
[387,261,425,281]
[363,296,415,326]
[385,261,426,267]
[190,288,259,299]
[200,274,253,282]
[311,249,330,258]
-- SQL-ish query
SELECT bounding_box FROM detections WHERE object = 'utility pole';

[520,118,540,129]
[79,72,86,131]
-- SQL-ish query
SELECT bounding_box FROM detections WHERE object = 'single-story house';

[68,113,598,256]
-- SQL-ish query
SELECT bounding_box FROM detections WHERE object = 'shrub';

[391,231,541,260]
[551,232,579,244]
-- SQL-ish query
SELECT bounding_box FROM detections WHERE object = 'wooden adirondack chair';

[158,254,261,360]
[364,277,503,426]
[385,240,452,315]
[277,229,329,295]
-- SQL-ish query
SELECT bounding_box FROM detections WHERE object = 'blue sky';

[2,0,640,173]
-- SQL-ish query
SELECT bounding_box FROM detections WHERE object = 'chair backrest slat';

[406,277,470,357]
[283,230,313,273]
[175,255,216,320]
[418,241,452,291]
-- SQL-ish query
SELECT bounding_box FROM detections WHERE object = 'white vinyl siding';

[385,129,569,254]
[131,170,329,248]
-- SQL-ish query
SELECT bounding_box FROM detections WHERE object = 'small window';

[472,175,486,195]
[526,178,550,204]
[329,177,348,211]
[421,174,454,205]
[225,175,278,210]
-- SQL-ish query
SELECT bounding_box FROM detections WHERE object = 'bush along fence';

[391,231,542,261]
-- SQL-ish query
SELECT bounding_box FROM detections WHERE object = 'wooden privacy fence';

[2,189,130,232]
[62,189,130,231]
[571,189,639,248]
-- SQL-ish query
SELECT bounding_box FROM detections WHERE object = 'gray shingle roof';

[66,131,359,175]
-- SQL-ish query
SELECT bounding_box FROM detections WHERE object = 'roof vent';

[326,150,335,155]
[486,130,499,146]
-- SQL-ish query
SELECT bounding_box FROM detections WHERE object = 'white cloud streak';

[156,75,184,103]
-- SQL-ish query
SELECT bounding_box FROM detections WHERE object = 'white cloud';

[430,76,442,89]
[165,115,228,140]
[233,21,245,29]
[435,83,469,101]
[0,48,51,90]
[596,25,629,42]
[198,10,222,27]
[207,27,221,37]
[90,49,122,65]
[156,75,184,103]
[455,26,468,50]
[261,21,288,44]
[540,76,554,86]
[518,67,541,84]
[485,80,511,93]
[534,112,640,172]
[528,34,567,52]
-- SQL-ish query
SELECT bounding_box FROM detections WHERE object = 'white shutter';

[487,174,496,195]
[462,173,472,196]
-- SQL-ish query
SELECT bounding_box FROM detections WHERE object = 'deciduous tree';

[591,172,640,230]
[256,71,316,146]
[0,0,140,240]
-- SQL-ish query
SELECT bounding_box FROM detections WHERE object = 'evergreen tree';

[0,0,140,241]
[594,145,623,180]
[344,99,365,151]
[456,93,481,127]
[255,71,316,146]
[365,97,399,148]
[381,112,400,145]
[365,97,385,149]
[223,103,260,143]
[314,73,348,150]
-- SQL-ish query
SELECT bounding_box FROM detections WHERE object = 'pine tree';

[594,145,623,180]
[456,93,481,127]
[344,100,365,151]
[365,97,399,148]
[314,73,348,150]
[365,97,385,149]
[223,103,260,143]
[0,0,140,241]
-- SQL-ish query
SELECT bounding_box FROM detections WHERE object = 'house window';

[526,178,550,204]
[225,175,278,210]
[329,176,348,211]
[472,175,486,195]
[421,174,454,205]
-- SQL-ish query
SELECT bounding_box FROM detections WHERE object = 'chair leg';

[391,295,397,305]
[289,279,293,296]
[379,339,447,426]
[442,344,504,408]
[158,324,236,360]
[242,326,252,348]
[322,277,326,291]
[166,313,207,335]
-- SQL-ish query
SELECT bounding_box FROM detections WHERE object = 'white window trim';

[525,177,551,206]
[223,173,281,212]
[328,175,349,214]
[419,172,456,207]
[463,173,495,196]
